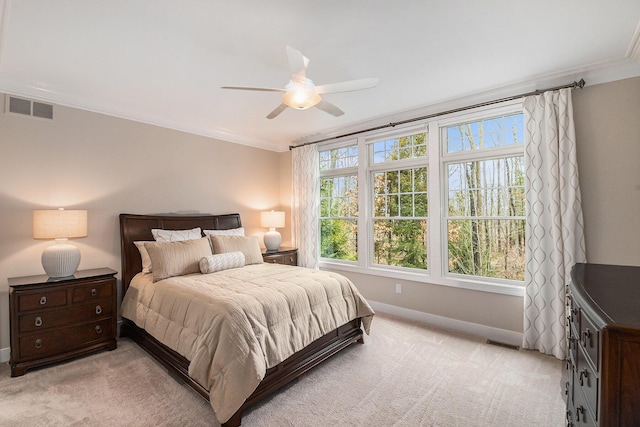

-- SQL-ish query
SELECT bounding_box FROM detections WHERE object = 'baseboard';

[0,346,10,363]
[369,300,523,347]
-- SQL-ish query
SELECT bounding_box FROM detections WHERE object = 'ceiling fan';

[222,46,379,119]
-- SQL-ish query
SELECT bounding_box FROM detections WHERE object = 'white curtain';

[522,88,586,360]
[291,144,320,269]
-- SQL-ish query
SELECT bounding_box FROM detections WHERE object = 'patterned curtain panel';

[522,88,586,359]
[292,145,320,269]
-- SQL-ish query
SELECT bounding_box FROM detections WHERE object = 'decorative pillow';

[210,235,263,265]
[199,252,246,274]
[151,227,202,243]
[203,227,245,237]
[134,241,153,274]
[144,237,212,282]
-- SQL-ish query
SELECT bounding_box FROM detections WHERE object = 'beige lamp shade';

[260,211,285,229]
[260,211,285,252]
[33,209,88,239]
[33,208,87,278]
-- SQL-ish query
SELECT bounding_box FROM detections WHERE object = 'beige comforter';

[121,263,374,423]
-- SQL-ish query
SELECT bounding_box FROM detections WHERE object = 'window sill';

[319,260,525,297]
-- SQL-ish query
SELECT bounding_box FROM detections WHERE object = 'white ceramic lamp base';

[263,229,282,252]
[41,238,81,278]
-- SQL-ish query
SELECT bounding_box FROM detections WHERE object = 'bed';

[119,213,374,426]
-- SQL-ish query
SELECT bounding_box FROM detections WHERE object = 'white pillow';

[203,227,245,237]
[144,237,212,282]
[210,235,264,265]
[134,241,153,274]
[199,252,246,274]
[151,227,202,243]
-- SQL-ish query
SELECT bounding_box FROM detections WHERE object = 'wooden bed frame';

[119,213,365,427]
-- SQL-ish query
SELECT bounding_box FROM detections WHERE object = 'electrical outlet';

[395,283,402,293]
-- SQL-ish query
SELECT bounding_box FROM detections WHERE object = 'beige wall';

[0,98,284,350]
[573,77,640,266]
[1,76,639,353]
[325,77,640,336]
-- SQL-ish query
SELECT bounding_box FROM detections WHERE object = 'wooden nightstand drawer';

[18,318,113,360]
[19,298,113,333]
[72,279,113,303]
[262,248,298,266]
[9,267,118,376]
[18,289,67,312]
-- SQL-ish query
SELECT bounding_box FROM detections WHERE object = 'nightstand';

[262,247,298,266]
[8,267,118,377]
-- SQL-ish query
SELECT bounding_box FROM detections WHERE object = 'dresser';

[262,247,298,266]
[566,263,640,426]
[9,268,118,377]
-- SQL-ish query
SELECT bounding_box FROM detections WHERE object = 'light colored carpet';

[0,313,565,426]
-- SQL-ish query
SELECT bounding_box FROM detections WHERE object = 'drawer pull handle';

[95,305,102,315]
[35,317,43,327]
[576,406,585,422]
[40,296,47,305]
[579,368,588,386]
[95,325,102,334]
[35,338,42,349]
[91,288,97,297]
[272,259,277,263]
[581,329,592,347]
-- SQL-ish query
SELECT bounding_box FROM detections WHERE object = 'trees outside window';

[317,107,525,289]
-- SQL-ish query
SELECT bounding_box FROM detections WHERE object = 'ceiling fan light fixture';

[282,87,321,110]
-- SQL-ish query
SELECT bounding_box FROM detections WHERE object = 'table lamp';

[33,208,88,278]
[260,210,285,251]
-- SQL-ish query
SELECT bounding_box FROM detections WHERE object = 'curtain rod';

[289,78,585,150]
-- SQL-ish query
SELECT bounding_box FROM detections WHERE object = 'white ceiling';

[1,1,639,152]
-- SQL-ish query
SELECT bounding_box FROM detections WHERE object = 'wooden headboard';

[119,213,242,296]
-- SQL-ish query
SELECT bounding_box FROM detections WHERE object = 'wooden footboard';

[121,317,364,426]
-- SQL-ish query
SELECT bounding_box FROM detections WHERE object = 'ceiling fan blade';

[286,46,309,85]
[315,100,344,117]
[267,103,288,119]
[221,86,285,92]
[315,78,379,94]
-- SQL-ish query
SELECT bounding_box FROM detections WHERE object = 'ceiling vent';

[6,96,54,120]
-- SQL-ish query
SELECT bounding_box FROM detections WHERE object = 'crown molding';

[294,56,640,146]
[627,21,640,63]
[0,72,284,152]
[0,0,10,71]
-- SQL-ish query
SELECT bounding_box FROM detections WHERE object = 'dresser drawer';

[579,312,599,370]
[72,279,114,303]
[576,345,599,419]
[17,289,67,312]
[18,318,113,360]
[18,298,113,333]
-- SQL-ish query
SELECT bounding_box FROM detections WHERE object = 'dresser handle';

[564,381,570,395]
[39,296,47,305]
[95,305,102,315]
[35,338,42,349]
[35,317,43,327]
[579,368,588,386]
[91,288,97,297]
[272,259,277,263]
[95,325,102,334]
[576,406,585,422]
[581,329,592,347]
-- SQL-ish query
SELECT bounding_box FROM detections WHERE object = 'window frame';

[318,101,525,297]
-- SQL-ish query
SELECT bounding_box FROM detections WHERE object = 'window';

[443,113,525,281]
[317,105,525,293]
[370,133,428,270]
[319,145,358,261]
